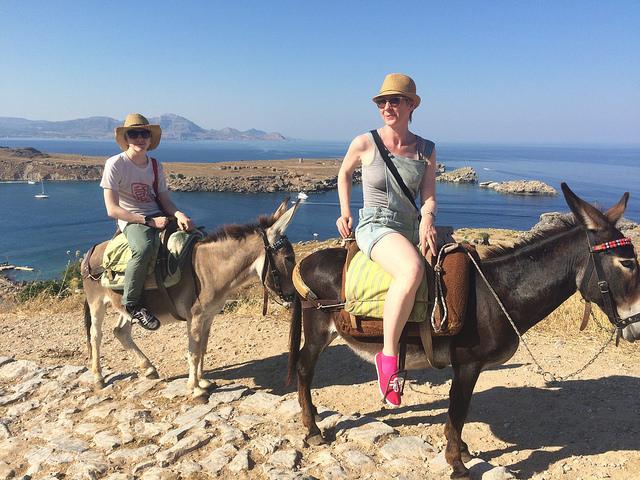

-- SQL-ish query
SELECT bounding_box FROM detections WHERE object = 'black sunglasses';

[127,129,151,139]
[375,96,407,108]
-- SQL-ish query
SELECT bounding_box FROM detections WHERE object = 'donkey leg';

[444,362,481,479]
[196,316,215,390]
[298,314,336,446]
[88,300,106,389]
[113,316,159,379]
[186,316,208,400]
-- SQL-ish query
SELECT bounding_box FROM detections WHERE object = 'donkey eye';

[620,260,636,270]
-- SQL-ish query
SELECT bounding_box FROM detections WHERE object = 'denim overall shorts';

[355,206,420,259]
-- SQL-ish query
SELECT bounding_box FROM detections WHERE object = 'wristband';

[144,215,153,226]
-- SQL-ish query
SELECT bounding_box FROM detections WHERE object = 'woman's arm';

[419,147,437,259]
[336,135,368,238]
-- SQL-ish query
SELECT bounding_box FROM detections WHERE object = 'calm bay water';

[1,139,638,280]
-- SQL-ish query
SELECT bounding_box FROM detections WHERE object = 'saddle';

[292,226,475,368]
[82,221,204,291]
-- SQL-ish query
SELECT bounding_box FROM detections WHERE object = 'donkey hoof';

[94,378,106,390]
[460,451,473,463]
[450,467,470,479]
[192,387,209,404]
[144,368,160,380]
[198,379,217,390]
[305,433,327,447]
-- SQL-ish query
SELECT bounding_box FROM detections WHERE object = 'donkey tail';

[287,295,302,386]
[83,300,92,361]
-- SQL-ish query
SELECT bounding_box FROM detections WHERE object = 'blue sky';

[1,1,638,143]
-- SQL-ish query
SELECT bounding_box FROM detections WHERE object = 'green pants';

[122,223,159,308]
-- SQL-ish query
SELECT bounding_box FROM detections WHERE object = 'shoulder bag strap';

[369,130,419,212]
[150,157,160,199]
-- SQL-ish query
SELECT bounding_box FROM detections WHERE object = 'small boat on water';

[27,180,36,184]
[34,180,49,199]
[297,192,309,201]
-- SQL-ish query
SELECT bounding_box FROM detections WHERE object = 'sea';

[1,138,638,280]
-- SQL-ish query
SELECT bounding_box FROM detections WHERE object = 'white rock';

[156,431,212,467]
[379,436,435,461]
[54,365,86,383]
[172,403,214,427]
[208,384,249,406]
[139,467,179,480]
[268,448,300,470]
[323,465,348,479]
[234,413,268,429]
[48,435,90,454]
[341,449,375,468]
[238,391,283,413]
[216,421,245,443]
[122,378,160,399]
[228,448,251,472]
[160,378,188,399]
[0,461,15,480]
[93,431,122,451]
[201,444,237,474]
[249,434,284,456]
[275,398,302,419]
[346,421,395,444]
[108,444,160,463]
[0,359,41,381]
[75,422,108,437]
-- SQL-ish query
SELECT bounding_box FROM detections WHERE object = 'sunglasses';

[375,96,407,108]
[126,129,151,139]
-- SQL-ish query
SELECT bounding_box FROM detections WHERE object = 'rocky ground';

[1,229,639,480]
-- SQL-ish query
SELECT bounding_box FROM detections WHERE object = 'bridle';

[258,229,294,315]
[580,232,640,335]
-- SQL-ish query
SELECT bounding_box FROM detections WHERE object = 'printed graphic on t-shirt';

[132,183,154,202]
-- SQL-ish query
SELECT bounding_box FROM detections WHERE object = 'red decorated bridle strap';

[591,237,632,252]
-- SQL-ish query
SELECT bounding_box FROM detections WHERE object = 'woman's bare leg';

[370,232,424,355]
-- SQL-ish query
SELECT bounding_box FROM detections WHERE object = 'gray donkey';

[82,198,299,400]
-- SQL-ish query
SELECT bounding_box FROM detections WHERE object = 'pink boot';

[375,352,404,407]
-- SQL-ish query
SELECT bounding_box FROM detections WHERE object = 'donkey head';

[562,183,640,341]
[261,198,300,303]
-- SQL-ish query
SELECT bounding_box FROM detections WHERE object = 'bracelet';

[144,215,153,225]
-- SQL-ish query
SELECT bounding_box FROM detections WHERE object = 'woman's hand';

[336,215,353,238]
[419,214,437,261]
[175,211,194,231]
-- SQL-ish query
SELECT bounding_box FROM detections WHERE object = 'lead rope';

[465,250,615,383]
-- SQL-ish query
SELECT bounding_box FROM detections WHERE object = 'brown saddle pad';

[338,227,473,338]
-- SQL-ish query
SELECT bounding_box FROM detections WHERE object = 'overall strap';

[369,130,419,212]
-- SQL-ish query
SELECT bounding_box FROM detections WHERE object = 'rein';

[466,230,638,382]
[580,235,640,340]
[258,229,293,315]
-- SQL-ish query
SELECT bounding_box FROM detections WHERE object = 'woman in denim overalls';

[336,74,437,407]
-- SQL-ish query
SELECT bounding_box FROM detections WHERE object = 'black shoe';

[126,306,160,331]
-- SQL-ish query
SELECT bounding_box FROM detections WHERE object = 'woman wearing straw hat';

[100,113,195,330]
[336,74,437,407]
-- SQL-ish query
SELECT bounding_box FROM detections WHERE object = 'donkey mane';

[201,214,276,244]
[481,214,578,260]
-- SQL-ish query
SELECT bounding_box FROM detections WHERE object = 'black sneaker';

[126,306,160,331]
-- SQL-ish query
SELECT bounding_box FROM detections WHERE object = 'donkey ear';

[272,197,291,221]
[267,200,300,241]
[604,192,629,225]
[561,183,609,231]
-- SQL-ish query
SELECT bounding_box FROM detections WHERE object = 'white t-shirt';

[100,153,168,231]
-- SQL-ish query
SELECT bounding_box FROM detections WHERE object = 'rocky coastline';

[0,146,564,196]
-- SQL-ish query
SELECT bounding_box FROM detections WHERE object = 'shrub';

[18,251,83,302]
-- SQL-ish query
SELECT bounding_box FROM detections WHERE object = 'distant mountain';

[0,114,286,141]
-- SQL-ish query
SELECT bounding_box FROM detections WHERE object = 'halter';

[258,229,294,315]
[580,233,640,335]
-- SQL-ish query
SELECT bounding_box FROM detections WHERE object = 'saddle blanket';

[100,229,204,290]
[344,250,430,323]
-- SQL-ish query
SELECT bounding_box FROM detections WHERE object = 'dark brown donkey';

[288,184,640,478]
[83,198,298,400]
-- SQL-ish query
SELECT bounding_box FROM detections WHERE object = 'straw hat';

[372,73,421,108]
[114,113,162,151]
